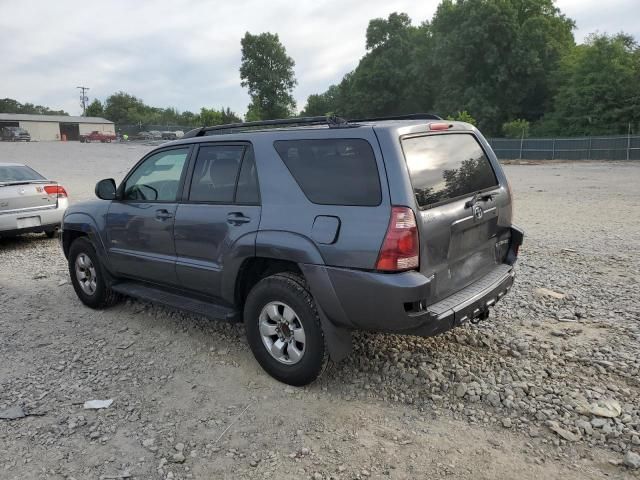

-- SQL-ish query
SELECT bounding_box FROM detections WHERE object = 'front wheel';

[244,273,328,386]
[68,237,120,309]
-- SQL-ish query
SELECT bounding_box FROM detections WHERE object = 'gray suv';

[61,114,523,386]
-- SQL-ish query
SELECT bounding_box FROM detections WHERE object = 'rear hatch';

[0,165,57,213]
[401,132,512,303]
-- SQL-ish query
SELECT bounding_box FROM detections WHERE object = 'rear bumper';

[301,225,523,337]
[0,203,67,235]
[306,263,514,337]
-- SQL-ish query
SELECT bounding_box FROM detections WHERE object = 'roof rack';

[182,113,443,139]
[182,115,353,138]
[348,113,442,122]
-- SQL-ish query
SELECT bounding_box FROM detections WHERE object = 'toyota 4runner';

[61,114,523,386]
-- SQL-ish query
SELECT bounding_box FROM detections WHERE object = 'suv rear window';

[402,133,498,208]
[274,139,381,206]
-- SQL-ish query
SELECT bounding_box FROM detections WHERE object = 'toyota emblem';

[473,204,484,220]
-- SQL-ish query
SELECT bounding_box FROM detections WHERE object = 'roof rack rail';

[348,113,442,122]
[182,115,353,139]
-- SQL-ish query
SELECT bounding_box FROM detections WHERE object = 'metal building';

[0,113,115,141]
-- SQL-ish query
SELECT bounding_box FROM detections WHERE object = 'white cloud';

[1,0,638,118]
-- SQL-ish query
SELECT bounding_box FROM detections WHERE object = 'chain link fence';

[488,135,640,161]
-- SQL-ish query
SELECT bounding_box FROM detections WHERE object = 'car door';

[174,143,261,298]
[105,146,191,285]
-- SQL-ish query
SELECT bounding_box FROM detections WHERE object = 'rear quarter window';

[402,133,498,208]
[274,139,381,206]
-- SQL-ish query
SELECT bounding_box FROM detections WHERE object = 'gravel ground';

[1,142,639,479]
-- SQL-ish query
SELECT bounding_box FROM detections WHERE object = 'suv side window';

[188,145,244,203]
[235,150,260,204]
[123,148,189,201]
[274,139,381,206]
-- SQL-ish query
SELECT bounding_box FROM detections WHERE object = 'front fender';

[62,212,108,263]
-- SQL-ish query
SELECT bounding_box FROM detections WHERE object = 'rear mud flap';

[506,225,524,265]
[316,304,352,362]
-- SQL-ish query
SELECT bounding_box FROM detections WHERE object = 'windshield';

[0,165,46,182]
[402,133,498,208]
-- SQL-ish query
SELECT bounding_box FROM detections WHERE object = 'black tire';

[244,272,328,386]
[68,237,120,309]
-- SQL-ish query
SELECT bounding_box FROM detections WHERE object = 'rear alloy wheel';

[68,237,120,309]
[259,301,306,365]
[245,273,328,386]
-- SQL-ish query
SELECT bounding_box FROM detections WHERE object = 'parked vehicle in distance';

[2,126,31,142]
[174,130,185,138]
[161,131,177,140]
[79,131,116,143]
[0,162,68,238]
[61,114,523,386]
[149,130,163,140]
[133,131,154,141]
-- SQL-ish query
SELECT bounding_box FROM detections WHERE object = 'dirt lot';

[1,142,639,480]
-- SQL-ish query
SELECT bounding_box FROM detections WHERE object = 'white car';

[0,162,68,238]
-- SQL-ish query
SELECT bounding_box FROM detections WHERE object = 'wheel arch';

[62,213,107,262]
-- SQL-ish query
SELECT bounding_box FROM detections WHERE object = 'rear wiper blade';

[465,189,500,208]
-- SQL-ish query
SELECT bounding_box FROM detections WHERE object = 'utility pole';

[77,86,90,115]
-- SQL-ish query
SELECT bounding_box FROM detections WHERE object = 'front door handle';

[227,212,251,225]
[155,209,174,221]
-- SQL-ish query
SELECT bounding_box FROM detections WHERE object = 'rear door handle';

[155,209,174,221]
[227,212,251,225]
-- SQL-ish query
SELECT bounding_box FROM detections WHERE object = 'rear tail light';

[375,206,419,272]
[506,177,514,221]
[44,185,68,198]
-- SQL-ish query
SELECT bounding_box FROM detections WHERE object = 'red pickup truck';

[79,131,116,143]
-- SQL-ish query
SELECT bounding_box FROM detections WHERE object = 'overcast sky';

[1,0,638,118]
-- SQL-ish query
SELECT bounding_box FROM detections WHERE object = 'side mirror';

[95,178,117,200]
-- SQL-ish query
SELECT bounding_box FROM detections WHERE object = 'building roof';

[0,113,113,124]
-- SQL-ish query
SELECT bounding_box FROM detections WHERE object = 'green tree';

[195,107,242,126]
[197,107,223,126]
[300,85,341,116]
[240,32,297,119]
[0,98,68,115]
[103,91,147,125]
[310,13,430,118]
[538,33,640,136]
[429,0,574,135]
[502,119,530,138]
[446,110,477,125]
[221,107,242,124]
[348,13,424,117]
[85,99,104,117]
